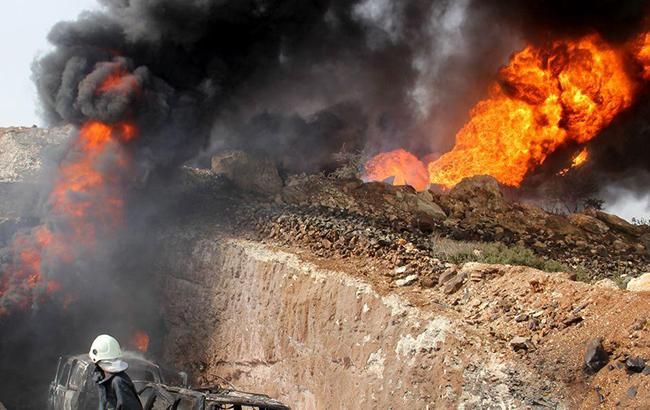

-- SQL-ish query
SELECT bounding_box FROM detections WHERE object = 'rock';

[595,211,642,237]
[640,233,650,256]
[532,241,547,252]
[625,357,646,373]
[627,386,638,398]
[443,271,467,294]
[211,150,283,196]
[514,313,529,323]
[0,126,71,184]
[568,214,610,235]
[643,367,650,376]
[438,266,458,286]
[281,184,309,204]
[395,274,419,287]
[510,336,531,351]
[394,266,408,275]
[595,278,620,290]
[458,262,501,281]
[627,273,650,292]
[414,196,447,221]
[449,175,505,211]
[420,275,437,288]
[563,315,583,327]
[584,337,609,374]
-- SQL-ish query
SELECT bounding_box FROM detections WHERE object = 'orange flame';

[571,148,589,168]
[632,32,650,80]
[428,34,634,188]
[557,147,590,176]
[131,330,150,353]
[0,68,139,315]
[367,31,650,190]
[364,149,429,191]
[96,67,138,95]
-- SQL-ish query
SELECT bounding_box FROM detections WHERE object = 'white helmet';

[89,334,123,363]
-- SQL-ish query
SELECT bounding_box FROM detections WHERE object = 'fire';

[633,32,650,80]
[0,68,139,315]
[428,34,634,188]
[571,148,589,168]
[558,148,590,176]
[96,67,138,95]
[367,31,650,190]
[131,330,150,353]
[364,149,429,191]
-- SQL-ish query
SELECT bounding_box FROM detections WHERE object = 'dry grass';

[430,236,578,275]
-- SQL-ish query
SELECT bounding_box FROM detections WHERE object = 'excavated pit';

[158,236,568,409]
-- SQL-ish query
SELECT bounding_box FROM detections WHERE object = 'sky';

[0,0,647,220]
[0,0,99,127]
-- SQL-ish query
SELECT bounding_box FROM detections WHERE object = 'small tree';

[583,198,605,211]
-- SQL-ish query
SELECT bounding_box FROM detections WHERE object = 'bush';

[431,237,576,274]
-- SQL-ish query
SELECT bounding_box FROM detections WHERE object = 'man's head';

[89,334,129,373]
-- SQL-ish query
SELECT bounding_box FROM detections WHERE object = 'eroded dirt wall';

[158,237,565,409]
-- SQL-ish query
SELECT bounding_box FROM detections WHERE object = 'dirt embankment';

[157,232,650,409]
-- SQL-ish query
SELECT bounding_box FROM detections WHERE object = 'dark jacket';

[94,367,143,410]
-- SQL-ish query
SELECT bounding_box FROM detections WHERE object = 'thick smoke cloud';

[6,0,650,408]
[33,0,650,175]
[32,0,530,172]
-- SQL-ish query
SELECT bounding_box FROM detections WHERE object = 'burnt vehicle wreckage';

[47,353,290,410]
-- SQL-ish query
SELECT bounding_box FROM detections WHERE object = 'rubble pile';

[222,168,650,284]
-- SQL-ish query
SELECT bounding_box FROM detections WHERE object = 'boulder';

[625,357,646,373]
[281,184,309,204]
[449,175,505,211]
[568,214,610,235]
[443,271,467,294]
[415,197,447,221]
[594,211,642,237]
[584,337,609,374]
[438,266,458,286]
[627,273,650,293]
[211,151,283,196]
[594,278,620,290]
[510,336,531,351]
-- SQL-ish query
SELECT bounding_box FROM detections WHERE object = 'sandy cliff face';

[0,126,70,219]
[159,237,575,409]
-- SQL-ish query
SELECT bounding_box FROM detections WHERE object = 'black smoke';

[5,0,650,408]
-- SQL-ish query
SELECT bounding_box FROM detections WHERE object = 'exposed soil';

[154,168,650,409]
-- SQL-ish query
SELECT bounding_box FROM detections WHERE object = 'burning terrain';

[2,0,650,409]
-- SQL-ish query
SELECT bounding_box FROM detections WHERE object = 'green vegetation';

[430,237,584,276]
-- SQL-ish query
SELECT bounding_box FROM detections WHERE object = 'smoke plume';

[4,0,650,408]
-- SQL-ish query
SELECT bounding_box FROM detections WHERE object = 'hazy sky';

[0,0,99,127]
[0,0,647,220]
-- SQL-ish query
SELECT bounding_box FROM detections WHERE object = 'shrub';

[431,237,578,275]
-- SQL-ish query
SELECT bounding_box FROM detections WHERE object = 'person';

[89,334,144,410]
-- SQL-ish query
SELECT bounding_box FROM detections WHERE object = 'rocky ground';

[208,150,650,286]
